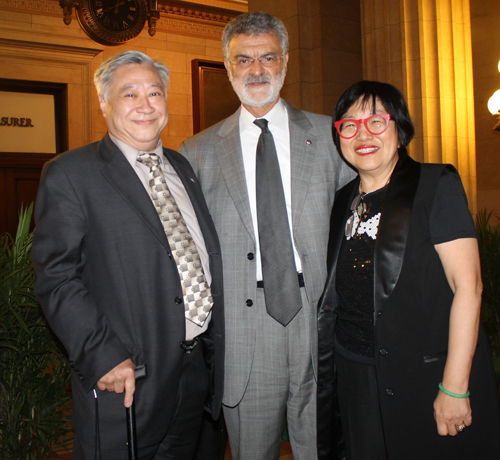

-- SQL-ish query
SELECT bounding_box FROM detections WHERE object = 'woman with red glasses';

[317,80,500,460]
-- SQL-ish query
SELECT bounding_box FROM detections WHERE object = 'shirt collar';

[109,134,164,165]
[239,98,287,134]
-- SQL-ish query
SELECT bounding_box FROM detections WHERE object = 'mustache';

[243,75,272,85]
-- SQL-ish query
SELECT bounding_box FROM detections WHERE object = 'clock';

[76,0,148,46]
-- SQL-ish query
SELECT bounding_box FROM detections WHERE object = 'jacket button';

[379,348,388,356]
[246,299,253,307]
[386,388,394,396]
[174,297,183,304]
[247,253,254,260]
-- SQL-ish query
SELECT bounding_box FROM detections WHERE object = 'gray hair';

[94,51,170,101]
[222,12,289,60]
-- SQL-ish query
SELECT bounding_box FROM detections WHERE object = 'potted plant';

[0,205,73,459]
[476,209,500,381]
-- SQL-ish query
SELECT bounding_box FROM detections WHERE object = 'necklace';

[344,192,366,238]
[344,178,390,238]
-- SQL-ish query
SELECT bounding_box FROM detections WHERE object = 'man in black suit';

[33,51,224,459]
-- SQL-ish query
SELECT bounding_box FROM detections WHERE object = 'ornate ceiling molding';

[157,0,240,24]
[0,0,242,39]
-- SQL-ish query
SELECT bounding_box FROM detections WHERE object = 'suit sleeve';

[32,160,131,393]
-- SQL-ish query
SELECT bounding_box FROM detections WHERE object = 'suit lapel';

[215,110,256,243]
[374,154,420,316]
[285,101,316,237]
[97,135,170,252]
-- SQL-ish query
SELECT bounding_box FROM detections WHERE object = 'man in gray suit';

[180,12,354,460]
[33,51,224,459]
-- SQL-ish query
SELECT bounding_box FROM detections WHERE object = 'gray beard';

[229,69,286,108]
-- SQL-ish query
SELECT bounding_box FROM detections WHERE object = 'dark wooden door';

[0,80,68,236]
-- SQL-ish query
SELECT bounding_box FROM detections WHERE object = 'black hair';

[332,80,414,154]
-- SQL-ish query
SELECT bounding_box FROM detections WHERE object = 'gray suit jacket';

[180,100,354,406]
[33,134,224,450]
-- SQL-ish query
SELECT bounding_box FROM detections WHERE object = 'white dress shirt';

[110,135,211,340]
[239,99,303,281]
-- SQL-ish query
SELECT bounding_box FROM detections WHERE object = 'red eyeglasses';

[334,114,392,139]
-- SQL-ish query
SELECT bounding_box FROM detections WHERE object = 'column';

[361,0,477,212]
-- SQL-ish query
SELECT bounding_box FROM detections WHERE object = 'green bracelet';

[438,382,470,398]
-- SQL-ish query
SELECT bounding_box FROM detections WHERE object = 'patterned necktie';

[254,118,302,326]
[137,153,213,326]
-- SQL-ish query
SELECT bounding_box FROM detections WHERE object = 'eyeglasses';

[228,54,285,68]
[334,114,392,139]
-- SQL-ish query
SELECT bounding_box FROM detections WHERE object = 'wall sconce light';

[487,60,500,132]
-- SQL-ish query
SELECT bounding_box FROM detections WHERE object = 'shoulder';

[42,141,101,177]
[418,163,463,195]
[163,147,192,169]
[181,109,240,151]
[283,100,332,131]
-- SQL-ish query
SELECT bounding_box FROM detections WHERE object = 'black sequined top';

[335,185,388,360]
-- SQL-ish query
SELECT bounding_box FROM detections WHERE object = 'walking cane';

[126,364,147,460]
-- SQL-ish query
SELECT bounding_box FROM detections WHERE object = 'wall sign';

[0,91,56,153]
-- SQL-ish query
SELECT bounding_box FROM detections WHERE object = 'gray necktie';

[137,153,213,326]
[254,118,302,326]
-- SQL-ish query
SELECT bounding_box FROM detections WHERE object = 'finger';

[123,373,136,408]
[436,420,449,437]
[113,379,125,394]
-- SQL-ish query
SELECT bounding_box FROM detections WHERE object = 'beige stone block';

[31,22,84,37]
[475,113,500,141]
[298,49,314,83]
[166,41,206,55]
[169,71,192,95]
[297,80,313,112]
[421,1,438,22]
[148,49,187,73]
[321,16,362,53]
[132,35,167,51]
[361,1,374,30]
[311,47,323,83]
[249,0,298,20]
[0,18,31,29]
[477,162,500,190]
[205,46,223,58]
[168,34,206,47]
[408,136,425,163]
[322,0,360,21]
[281,81,301,108]
[387,1,402,26]
[32,14,68,27]
[167,114,193,137]
[471,14,500,43]
[0,10,31,23]
[284,48,300,85]
[167,92,188,115]
[162,135,187,152]
[298,0,320,17]
[283,15,300,51]
[321,48,363,84]
[206,38,222,50]
[476,188,500,217]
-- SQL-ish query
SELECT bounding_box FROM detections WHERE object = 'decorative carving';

[0,0,241,39]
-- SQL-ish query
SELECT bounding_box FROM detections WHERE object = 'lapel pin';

[306,140,312,145]
[190,178,196,182]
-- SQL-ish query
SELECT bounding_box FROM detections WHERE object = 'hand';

[433,390,472,436]
[97,358,136,408]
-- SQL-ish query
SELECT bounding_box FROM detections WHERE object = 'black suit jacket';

[33,134,224,450]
